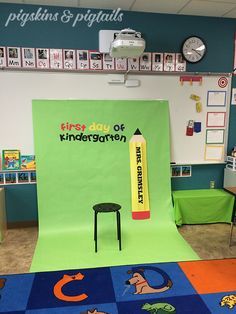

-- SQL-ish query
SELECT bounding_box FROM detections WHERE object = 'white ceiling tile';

[223,7,236,16]
[132,0,190,13]
[179,0,236,16]
[0,0,24,3]
[78,0,133,10]
[200,0,236,3]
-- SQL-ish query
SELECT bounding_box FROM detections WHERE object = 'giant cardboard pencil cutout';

[129,128,150,219]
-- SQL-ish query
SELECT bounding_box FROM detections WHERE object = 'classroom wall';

[0,3,235,222]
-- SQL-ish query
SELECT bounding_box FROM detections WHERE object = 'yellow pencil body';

[129,129,150,219]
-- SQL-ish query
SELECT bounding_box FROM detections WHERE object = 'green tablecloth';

[172,189,235,226]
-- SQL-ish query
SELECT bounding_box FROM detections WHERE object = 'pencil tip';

[134,128,142,135]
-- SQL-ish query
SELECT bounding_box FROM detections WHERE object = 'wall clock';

[182,36,206,63]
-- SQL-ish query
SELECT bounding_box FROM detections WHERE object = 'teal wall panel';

[0,3,235,222]
[5,185,38,223]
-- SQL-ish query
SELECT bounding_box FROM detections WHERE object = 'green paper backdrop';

[31,100,198,272]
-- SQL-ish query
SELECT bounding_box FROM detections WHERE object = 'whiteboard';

[0,70,231,164]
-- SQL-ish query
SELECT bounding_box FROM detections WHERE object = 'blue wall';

[0,3,235,222]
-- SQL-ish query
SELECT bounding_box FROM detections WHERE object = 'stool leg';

[116,211,119,240]
[94,212,98,252]
[117,211,121,251]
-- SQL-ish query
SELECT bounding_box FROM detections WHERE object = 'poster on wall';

[207,91,226,107]
[50,49,63,69]
[139,53,152,71]
[152,53,163,71]
[77,50,89,70]
[231,88,236,105]
[206,112,226,127]
[63,49,76,70]
[205,145,224,161]
[0,173,4,185]
[128,57,140,71]
[17,172,29,184]
[164,53,175,71]
[30,171,36,183]
[206,129,225,144]
[22,48,36,68]
[89,51,103,70]
[2,149,20,170]
[36,48,50,69]
[4,172,17,184]
[115,57,127,71]
[7,47,21,68]
[102,53,115,70]
[175,53,186,72]
[0,46,6,67]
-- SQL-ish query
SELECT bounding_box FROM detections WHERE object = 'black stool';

[93,203,121,253]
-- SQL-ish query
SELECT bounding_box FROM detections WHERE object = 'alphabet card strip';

[22,48,36,68]
[50,49,63,69]
[140,53,152,71]
[115,57,127,71]
[36,48,50,69]
[63,49,76,70]
[0,47,6,67]
[164,53,175,71]
[128,57,140,71]
[7,47,21,68]
[175,53,186,72]
[77,50,89,70]
[152,53,163,71]
[103,53,115,70]
[89,50,103,70]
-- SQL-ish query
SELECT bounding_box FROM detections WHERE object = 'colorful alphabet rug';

[0,259,236,313]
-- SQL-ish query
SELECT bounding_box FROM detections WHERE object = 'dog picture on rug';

[220,294,236,309]
[125,266,173,295]
[81,309,109,314]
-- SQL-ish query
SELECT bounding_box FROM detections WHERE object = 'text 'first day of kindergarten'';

[59,122,127,143]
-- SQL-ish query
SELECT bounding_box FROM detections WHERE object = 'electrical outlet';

[210,180,215,189]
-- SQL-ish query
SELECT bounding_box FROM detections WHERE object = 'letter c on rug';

[53,272,88,302]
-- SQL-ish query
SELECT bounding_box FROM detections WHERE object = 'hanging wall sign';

[175,53,186,72]
[36,48,50,68]
[50,49,63,69]
[22,48,36,68]
[89,51,103,70]
[115,57,127,71]
[152,53,163,71]
[63,49,76,70]
[140,53,152,71]
[103,53,115,70]
[0,47,6,67]
[164,53,175,71]
[128,57,139,71]
[7,47,21,68]
[77,50,89,70]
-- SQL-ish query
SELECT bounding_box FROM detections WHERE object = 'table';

[172,189,234,226]
[223,186,236,246]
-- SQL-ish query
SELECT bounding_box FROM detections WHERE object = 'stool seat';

[93,202,121,252]
[93,203,121,213]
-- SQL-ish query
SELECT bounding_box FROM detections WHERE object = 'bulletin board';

[0,70,231,165]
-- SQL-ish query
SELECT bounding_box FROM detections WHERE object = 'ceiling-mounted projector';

[110,28,145,58]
